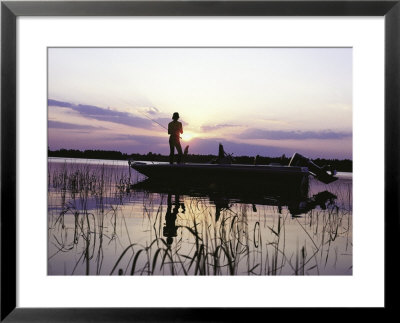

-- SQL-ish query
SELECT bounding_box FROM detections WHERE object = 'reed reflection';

[48,160,351,275]
[131,179,337,218]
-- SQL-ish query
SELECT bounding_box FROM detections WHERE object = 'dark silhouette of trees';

[48,148,352,172]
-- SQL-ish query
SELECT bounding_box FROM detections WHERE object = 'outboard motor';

[289,153,338,184]
[214,143,234,164]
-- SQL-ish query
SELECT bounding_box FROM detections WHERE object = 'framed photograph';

[1,0,398,320]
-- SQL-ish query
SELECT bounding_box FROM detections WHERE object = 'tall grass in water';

[48,161,132,275]
[110,188,352,276]
[48,161,352,275]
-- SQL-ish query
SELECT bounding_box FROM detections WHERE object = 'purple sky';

[48,48,352,159]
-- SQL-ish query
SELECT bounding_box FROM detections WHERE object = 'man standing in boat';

[168,112,183,164]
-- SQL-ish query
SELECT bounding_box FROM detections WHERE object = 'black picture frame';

[1,0,398,321]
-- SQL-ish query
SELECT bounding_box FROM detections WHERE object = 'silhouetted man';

[163,193,180,245]
[168,112,183,164]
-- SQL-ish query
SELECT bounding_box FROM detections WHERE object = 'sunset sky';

[48,47,352,159]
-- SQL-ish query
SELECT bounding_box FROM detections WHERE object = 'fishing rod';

[140,110,190,158]
[112,97,168,131]
[139,111,168,131]
[103,99,184,141]
[139,110,184,140]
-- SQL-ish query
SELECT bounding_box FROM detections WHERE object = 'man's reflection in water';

[163,193,185,245]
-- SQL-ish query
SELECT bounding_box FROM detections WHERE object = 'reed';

[48,159,352,275]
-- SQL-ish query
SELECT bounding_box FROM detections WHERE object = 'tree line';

[48,148,352,172]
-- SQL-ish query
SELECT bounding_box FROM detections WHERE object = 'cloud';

[188,138,288,157]
[200,124,240,132]
[48,131,351,159]
[240,129,352,140]
[150,117,188,128]
[48,100,351,158]
[145,107,159,115]
[48,99,73,108]
[48,120,106,130]
[187,138,351,159]
[48,99,153,129]
[105,134,166,145]
[48,132,170,154]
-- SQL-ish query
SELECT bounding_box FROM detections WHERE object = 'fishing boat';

[128,145,338,195]
[130,160,309,191]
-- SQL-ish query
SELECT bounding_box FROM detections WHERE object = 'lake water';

[48,157,352,275]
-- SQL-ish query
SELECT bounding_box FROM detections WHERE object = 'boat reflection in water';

[131,179,337,245]
[47,157,351,275]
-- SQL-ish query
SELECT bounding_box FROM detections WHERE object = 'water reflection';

[132,179,339,245]
[132,179,337,218]
[288,191,337,217]
[163,193,184,245]
[48,159,352,275]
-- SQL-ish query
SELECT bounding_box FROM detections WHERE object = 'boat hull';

[130,162,309,196]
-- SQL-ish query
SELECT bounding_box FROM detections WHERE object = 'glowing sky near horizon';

[48,47,352,159]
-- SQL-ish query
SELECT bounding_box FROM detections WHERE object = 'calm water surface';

[48,157,352,275]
